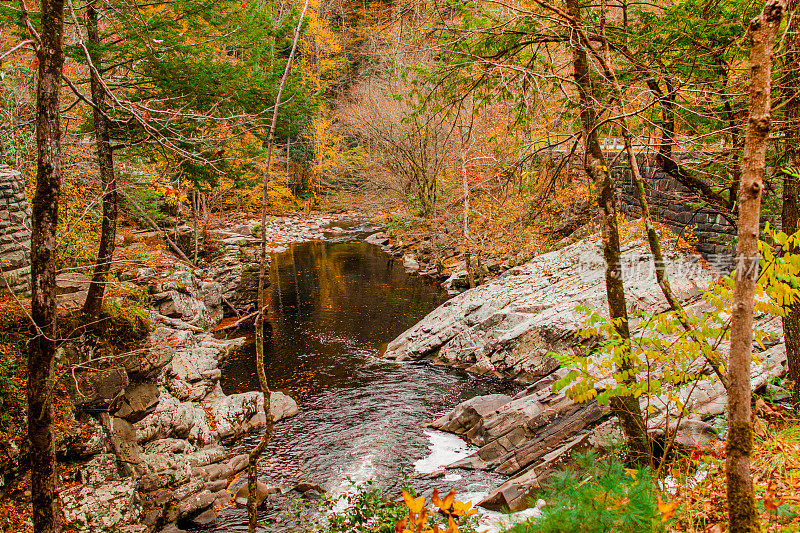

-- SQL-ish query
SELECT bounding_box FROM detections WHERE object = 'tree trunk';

[29,0,65,530]
[247,2,310,531]
[782,0,800,412]
[83,1,118,320]
[461,148,475,289]
[566,0,650,466]
[728,1,784,531]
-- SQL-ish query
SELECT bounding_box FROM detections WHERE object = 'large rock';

[210,389,299,441]
[207,241,262,310]
[406,229,789,512]
[149,269,223,328]
[115,382,159,423]
[61,480,142,533]
[72,367,129,411]
[364,232,390,246]
[384,231,715,381]
[430,394,512,445]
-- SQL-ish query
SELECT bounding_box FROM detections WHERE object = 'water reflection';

[221,241,450,398]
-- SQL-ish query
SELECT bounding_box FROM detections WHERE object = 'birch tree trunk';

[727,1,784,531]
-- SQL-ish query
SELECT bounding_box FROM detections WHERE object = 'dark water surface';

[209,227,512,531]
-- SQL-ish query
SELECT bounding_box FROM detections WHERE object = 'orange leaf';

[395,518,407,533]
[764,480,785,511]
[442,489,456,510]
[657,494,677,522]
[446,515,459,533]
[431,489,443,509]
[402,490,426,515]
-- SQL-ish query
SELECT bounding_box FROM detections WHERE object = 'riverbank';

[383,220,789,513]
[0,211,379,533]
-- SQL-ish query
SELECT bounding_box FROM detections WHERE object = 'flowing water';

[205,222,513,531]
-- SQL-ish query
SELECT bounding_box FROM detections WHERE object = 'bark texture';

[247,2,310,530]
[566,0,650,467]
[782,0,800,412]
[83,2,118,319]
[727,1,784,531]
[29,0,65,531]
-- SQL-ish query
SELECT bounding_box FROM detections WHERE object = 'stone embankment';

[59,257,299,533]
[0,165,31,296]
[53,213,365,533]
[385,228,788,512]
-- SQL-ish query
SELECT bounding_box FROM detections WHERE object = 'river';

[203,222,513,531]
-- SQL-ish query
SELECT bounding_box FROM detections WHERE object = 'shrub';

[379,212,425,235]
[120,179,175,228]
[99,285,152,347]
[297,480,482,533]
[509,451,669,533]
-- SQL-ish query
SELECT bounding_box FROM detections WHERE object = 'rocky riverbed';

[384,227,788,512]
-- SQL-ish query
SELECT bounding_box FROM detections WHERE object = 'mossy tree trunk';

[27,0,66,530]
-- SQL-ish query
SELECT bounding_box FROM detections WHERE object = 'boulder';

[210,390,298,441]
[208,241,262,310]
[294,481,326,494]
[80,454,122,485]
[234,481,280,506]
[59,415,107,459]
[384,230,715,381]
[364,232,390,246]
[115,382,159,423]
[111,417,142,466]
[149,269,223,328]
[430,394,512,445]
[72,367,129,411]
[385,228,775,512]
[402,254,420,274]
[61,480,142,533]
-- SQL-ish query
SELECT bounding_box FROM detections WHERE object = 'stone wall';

[612,154,736,260]
[0,165,32,296]
[558,152,737,261]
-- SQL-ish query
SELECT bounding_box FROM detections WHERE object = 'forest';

[1,0,800,531]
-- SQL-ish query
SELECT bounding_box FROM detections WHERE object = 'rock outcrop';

[386,228,788,512]
[385,230,714,380]
[59,262,299,533]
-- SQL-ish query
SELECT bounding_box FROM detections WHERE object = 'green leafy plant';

[509,451,669,533]
[551,227,800,417]
[119,179,175,228]
[380,212,426,235]
[100,285,152,346]
[296,480,408,533]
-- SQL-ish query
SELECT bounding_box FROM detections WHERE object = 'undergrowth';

[509,451,668,533]
[295,479,482,533]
